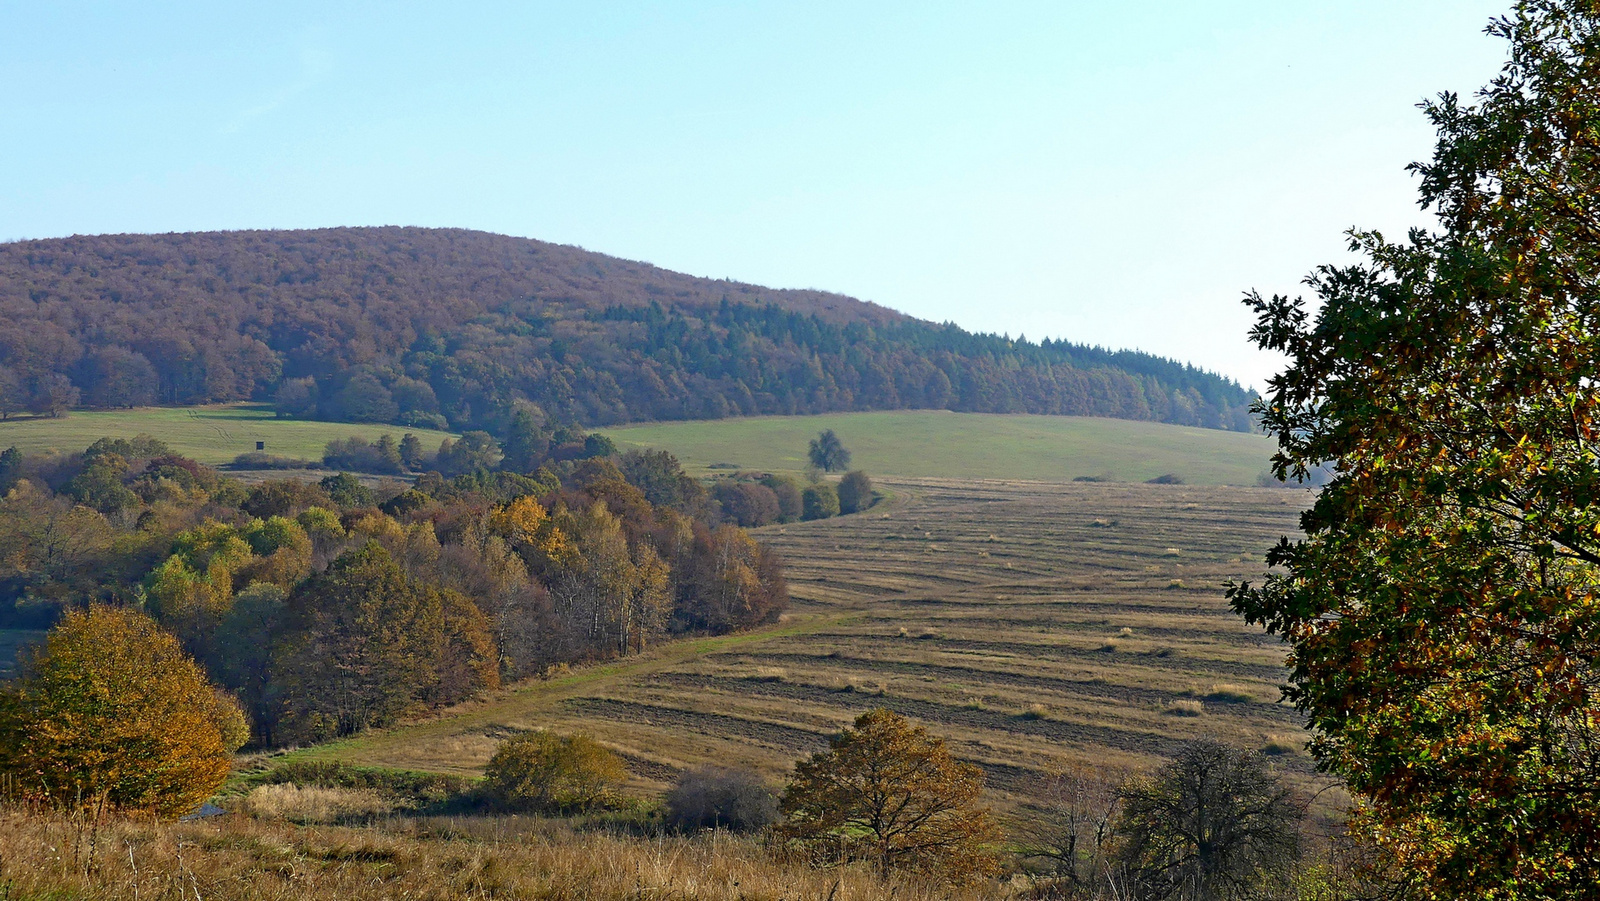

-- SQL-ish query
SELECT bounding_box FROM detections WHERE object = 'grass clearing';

[0,404,457,465]
[307,477,1321,817]
[605,410,1275,484]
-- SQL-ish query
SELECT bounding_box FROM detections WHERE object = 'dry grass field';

[0,805,995,901]
[287,477,1316,820]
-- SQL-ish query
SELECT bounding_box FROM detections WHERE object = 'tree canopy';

[1113,741,1300,901]
[1230,2,1600,895]
[807,430,852,472]
[0,605,247,817]
[776,708,1000,882]
[0,227,1254,431]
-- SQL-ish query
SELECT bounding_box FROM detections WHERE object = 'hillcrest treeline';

[0,227,1253,431]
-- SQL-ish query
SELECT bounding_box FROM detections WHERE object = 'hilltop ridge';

[0,227,1253,432]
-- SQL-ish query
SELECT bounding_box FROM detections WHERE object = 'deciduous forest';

[0,228,1255,431]
[0,433,785,750]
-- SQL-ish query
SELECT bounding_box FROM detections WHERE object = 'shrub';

[713,481,781,527]
[0,605,247,817]
[229,451,317,470]
[759,474,804,521]
[484,731,625,813]
[664,766,778,833]
[801,484,839,521]
[1146,473,1184,485]
[837,470,873,514]
[322,435,405,475]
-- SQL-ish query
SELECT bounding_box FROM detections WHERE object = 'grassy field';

[288,477,1317,821]
[605,411,1275,485]
[0,405,457,465]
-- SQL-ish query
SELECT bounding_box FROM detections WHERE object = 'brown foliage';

[0,228,1253,429]
[0,605,246,817]
[777,708,1002,882]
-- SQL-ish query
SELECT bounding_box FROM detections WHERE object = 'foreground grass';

[0,404,457,465]
[1,805,1005,901]
[606,410,1274,485]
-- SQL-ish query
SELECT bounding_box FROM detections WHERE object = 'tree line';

[0,227,1254,431]
[0,433,786,748]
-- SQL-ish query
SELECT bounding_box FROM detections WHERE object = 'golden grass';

[242,783,394,824]
[0,805,1008,900]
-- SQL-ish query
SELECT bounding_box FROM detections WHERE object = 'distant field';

[605,411,1274,485]
[291,478,1321,818]
[0,405,457,465]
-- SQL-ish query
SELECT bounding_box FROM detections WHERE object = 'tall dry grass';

[0,804,1016,900]
[241,782,394,823]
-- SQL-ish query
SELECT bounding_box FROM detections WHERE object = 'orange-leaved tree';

[776,708,1001,882]
[0,604,247,817]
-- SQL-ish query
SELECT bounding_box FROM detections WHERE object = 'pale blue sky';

[1,2,1509,389]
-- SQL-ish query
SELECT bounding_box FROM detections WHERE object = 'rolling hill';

[0,227,1254,434]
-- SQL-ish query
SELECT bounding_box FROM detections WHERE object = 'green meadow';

[0,405,457,465]
[605,410,1275,485]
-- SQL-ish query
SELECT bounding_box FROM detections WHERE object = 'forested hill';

[0,227,1254,432]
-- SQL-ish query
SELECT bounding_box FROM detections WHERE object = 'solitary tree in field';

[777,708,1000,882]
[1229,2,1600,894]
[0,605,248,817]
[807,429,851,472]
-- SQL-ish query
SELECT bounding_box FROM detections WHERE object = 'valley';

[281,477,1314,817]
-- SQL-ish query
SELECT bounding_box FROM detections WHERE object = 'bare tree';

[1020,762,1126,898]
[1113,741,1301,901]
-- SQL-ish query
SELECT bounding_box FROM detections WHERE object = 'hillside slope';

[0,227,1253,431]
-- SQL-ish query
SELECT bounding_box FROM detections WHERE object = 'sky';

[0,1,1512,390]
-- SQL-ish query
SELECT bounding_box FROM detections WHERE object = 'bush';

[713,481,781,527]
[664,766,778,833]
[229,451,318,470]
[0,605,247,817]
[484,731,625,813]
[322,435,405,474]
[801,484,839,521]
[759,474,804,521]
[837,470,873,514]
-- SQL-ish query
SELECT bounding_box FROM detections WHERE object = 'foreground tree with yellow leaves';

[0,605,247,817]
[776,709,1001,882]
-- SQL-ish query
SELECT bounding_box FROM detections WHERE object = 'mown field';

[288,477,1315,820]
[0,404,457,465]
[606,411,1275,485]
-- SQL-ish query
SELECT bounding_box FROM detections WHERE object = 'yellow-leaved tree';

[777,708,1001,882]
[0,604,247,817]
